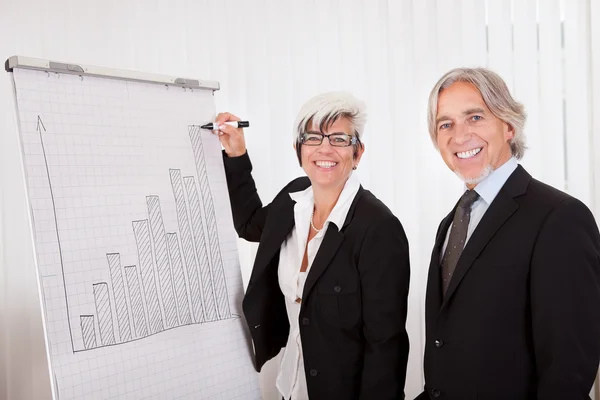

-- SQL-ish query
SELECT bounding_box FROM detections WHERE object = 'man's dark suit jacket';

[223,152,410,400]
[417,165,600,400]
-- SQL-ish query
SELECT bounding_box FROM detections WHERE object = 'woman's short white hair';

[293,91,367,143]
[427,67,527,159]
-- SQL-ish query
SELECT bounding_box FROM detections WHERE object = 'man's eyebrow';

[463,107,485,116]
[436,108,486,125]
[436,115,451,125]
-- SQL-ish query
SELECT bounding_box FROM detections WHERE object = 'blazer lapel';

[440,166,531,309]
[301,187,365,300]
[301,224,345,299]
[248,195,295,289]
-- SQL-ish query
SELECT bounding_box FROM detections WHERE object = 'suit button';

[435,339,444,348]
[431,388,441,398]
[309,369,318,377]
[333,285,342,293]
[302,317,310,325]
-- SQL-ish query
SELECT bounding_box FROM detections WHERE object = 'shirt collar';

[288,182,313,209]
[472,157,519,205]
[289,172,360,229]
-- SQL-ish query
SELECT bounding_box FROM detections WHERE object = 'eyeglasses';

[300,132,358,147]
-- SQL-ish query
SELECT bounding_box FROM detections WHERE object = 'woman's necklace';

[310,208,322,232]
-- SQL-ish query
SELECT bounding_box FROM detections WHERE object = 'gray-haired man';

[417,67,600,400]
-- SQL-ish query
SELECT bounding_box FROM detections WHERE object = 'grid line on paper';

[37,114,75,353]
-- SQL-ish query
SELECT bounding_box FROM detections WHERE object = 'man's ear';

[504,122,515,141]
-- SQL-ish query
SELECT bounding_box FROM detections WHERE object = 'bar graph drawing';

[190,125,231,320]
[37,118,233,352]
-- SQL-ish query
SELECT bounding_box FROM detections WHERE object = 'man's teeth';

[456,148,482,159]
[315,161,337,168]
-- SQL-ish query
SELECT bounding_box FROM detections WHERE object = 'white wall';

[1,0,599,399]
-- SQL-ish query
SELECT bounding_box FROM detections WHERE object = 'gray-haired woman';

[215,92,410,400]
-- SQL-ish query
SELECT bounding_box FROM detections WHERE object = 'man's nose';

[453,123,472,144]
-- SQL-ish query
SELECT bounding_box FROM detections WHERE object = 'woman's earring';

[352,165,358,170]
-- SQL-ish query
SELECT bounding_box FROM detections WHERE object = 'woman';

[215,92,410,400]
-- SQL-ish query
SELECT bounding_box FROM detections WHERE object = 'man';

[416,67,600,399]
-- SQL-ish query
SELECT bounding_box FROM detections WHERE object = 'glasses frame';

[300,131,359,147]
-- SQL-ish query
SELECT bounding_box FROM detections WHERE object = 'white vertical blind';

[593,0,600,393]
[591,0,600,391]
[437,0,463,73]
[590,0,600,225]
[1,1,599,399]
[487,0,515,91]
[564,0,593,206]
[513,0,542,178]
[539,0,566,189]
[461,0,488,67]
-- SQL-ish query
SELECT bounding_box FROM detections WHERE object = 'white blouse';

[276,173,360,400]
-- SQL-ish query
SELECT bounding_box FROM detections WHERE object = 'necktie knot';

[458,190,480,211]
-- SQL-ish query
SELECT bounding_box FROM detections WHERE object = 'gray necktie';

[441,189,480,296]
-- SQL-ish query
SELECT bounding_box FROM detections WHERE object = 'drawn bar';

[167,232,192,325]
[80,315,96,350]
[147,196,178,328]
[189,126,231,319]
[107,253,131,342]
[170,169,204,323]
[93,283,115,345]
[124,265,148,338]
[183,176,217,321]
[133,219,164,334]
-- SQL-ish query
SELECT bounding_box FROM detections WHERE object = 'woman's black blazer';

[224,152,410,400]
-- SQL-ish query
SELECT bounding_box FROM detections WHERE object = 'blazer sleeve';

[357,215,411,399]
[223,151,269,242]
[530,197,600,399]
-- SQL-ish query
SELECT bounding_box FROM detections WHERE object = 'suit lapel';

[426,211,454,317]
[440,165,531,310]
[433,212,454,269]
[302,187,365,300]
